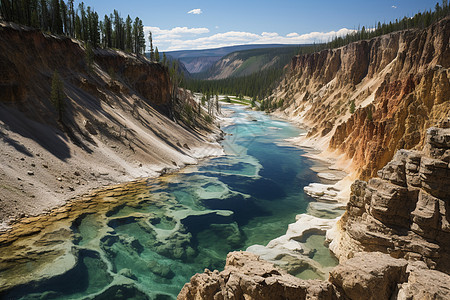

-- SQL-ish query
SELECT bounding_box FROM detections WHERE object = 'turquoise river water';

[0,105,338,299]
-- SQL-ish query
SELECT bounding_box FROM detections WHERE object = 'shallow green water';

[1,105,337,299]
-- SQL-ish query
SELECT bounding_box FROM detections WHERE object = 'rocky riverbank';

[179,251,449,300]
[179,126,450,299]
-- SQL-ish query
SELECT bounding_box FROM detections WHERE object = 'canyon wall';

[273,17,449,180]
[179,19,450,300]
[180,127,450,300]
[329,127,450,274]
[0,22,222,224]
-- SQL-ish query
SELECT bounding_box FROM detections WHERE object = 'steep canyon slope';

[179,17,450,300]
[273,17,450,180]
[180,121,450,300]
[0,22,222,225]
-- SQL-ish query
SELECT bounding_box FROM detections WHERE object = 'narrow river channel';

[0,105,338,299]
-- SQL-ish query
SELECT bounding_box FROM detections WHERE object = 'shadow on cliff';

[0,104,71,160]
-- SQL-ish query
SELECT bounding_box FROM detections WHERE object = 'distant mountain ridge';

[202,46,304,79]
[165,44,302,74]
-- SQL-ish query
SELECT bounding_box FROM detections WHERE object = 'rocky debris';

[396,261,450,300]
[330,127,450,274]
[178,251,336,300]
[179,251,450,300]
[329,252,408,300]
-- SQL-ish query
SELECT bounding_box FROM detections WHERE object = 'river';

[0,105,339,299]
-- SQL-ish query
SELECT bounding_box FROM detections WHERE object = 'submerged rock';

[247,214,338,279]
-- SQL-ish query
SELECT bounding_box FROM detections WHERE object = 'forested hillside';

[0,0,147,54]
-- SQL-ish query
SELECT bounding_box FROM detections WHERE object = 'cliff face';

[274,17,450,180]
[0,22,222,224]
[180,128,450,299]
[329,127,450,273]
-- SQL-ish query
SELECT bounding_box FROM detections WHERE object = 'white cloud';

[146,25,356,51]
[145,26,209,40]
[187,8,202,15]
[392,5,397,8]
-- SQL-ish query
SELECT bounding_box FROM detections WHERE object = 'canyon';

[0,13,449,300]
[180,17,450,299]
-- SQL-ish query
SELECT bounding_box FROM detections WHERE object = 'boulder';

[329,252,408,300]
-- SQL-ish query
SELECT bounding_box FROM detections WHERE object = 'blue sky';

[74,0,441,51]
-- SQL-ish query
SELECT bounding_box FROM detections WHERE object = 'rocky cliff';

[0,22,222,225]
[180,127,450,299]
[329,127,450,273]
[273,17,449,180]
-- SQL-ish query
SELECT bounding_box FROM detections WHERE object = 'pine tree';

[125,15,132,52]
[349,100,355,114]
[74,14,81,39]
[154,47,160,62]
[50,71,65,122]
[162,52,167,67]
[78,2,87,41]
[138,19,145,54]
[67,0,74,36]
[132,17,139,53]
[103,14,112,48]
[148,31,154,60]
[39,0,49,31]
[60,0,67,34]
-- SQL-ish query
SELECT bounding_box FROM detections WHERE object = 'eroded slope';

[0,22,222,224]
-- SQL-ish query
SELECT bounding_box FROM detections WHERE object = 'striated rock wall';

[94,48,172,109]
[329,127,450,273]
[274,17,450,180]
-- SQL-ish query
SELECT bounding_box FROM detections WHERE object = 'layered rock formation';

[329,127,450,273]
[179,251,450,300]
[0,22,222,225]
[273,17,450,180]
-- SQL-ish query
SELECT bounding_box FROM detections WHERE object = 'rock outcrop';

[329,127,450,273]
[178,251,336,300]
[273,17,450,180]
[179,251,450,300]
